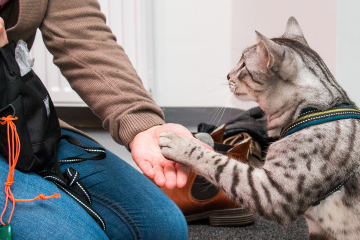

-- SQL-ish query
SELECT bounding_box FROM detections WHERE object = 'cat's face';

[227,41,285,103]
[227,17,307,105]
[228,17,350,125]
[228,17,350,135]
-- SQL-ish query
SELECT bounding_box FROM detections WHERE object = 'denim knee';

[150,198,188,240]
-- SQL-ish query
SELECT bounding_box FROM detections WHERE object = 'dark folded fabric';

[198,107,277,157]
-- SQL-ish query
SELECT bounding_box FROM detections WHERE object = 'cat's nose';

[227,74,230,80]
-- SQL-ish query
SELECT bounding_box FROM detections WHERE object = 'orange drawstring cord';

[0,115,60,225]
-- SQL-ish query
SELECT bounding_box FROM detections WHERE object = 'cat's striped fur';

[159,17,360,239]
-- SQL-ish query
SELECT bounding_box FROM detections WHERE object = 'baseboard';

[55,106,244,130]
[55,107,103,129]
[161,107,244,130]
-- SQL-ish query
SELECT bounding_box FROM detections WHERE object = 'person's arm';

[39,0,164,148]
[38,0,210,188]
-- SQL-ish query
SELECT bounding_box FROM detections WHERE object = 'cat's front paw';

[159,132,199,165]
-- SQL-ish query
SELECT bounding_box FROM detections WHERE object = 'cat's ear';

[281,17,309,46]
[255,31,285,70]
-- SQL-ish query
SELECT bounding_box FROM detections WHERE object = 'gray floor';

[188,217,309,240]
[82,128,310,239]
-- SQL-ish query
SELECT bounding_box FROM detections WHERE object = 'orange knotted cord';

[0,115,60,225]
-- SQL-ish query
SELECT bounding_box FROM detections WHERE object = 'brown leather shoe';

[158,128,257,227]
[160,170,255,227]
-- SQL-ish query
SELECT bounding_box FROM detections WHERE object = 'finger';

[0,17,8,47]
[175,164,190,188]
[137,161,155,178]
[164,165,177,189]
[153,165,166,187]
[154,123,193,139]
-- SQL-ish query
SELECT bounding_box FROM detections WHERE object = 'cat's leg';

[305,214,336,240]
[159,132,315,225]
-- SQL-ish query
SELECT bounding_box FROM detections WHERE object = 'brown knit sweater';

[1,0,165,149]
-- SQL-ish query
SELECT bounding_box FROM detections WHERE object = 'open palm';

[130,123,212,189]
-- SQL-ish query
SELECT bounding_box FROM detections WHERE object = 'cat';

[159,17,360,240]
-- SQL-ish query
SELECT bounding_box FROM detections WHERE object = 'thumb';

[0,17,8,47]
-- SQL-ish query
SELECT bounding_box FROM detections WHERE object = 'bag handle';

[50,135,106,178]
[56,135,106,163]
[39,134,107,230]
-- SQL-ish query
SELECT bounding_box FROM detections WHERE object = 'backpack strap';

[38,135,107,230]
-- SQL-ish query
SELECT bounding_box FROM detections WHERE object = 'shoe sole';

[185,208,256,227]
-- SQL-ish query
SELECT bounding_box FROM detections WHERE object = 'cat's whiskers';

[212,93,234,128]
[205,90,230,98]
[201,80,232,111]
[200,106,223,133]
[203,84,231,94]
[201,74,232,97]
[204,89,231,98]
[213,106,226,127]
[207,98,230,131]
[208,106,225,128]
[204,74,228,82]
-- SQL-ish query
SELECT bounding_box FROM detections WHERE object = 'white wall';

[152,0,237,107]
[337,0,360,104]
[31,0,345,109]
[230,0,337,76]
[151,0,337,109]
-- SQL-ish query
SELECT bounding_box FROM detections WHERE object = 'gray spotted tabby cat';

[159,17,360,240]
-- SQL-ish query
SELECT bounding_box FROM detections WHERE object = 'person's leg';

[58,129,188,240]
[0,155,108,239]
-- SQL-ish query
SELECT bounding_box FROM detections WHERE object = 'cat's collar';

[279,103,360,207]
[279,104,360,139]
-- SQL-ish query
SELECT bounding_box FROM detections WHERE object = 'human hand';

[129,123,213,189]
[0,17,8,47]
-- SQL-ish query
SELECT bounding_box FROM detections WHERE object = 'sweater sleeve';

[39,0,165,149]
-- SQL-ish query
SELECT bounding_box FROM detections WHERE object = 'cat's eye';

[240,62,246,69]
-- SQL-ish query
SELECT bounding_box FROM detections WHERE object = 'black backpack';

[0,41,60,172]
[0,41,106,230]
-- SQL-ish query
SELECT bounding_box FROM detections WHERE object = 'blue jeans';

[0,129,188,239]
